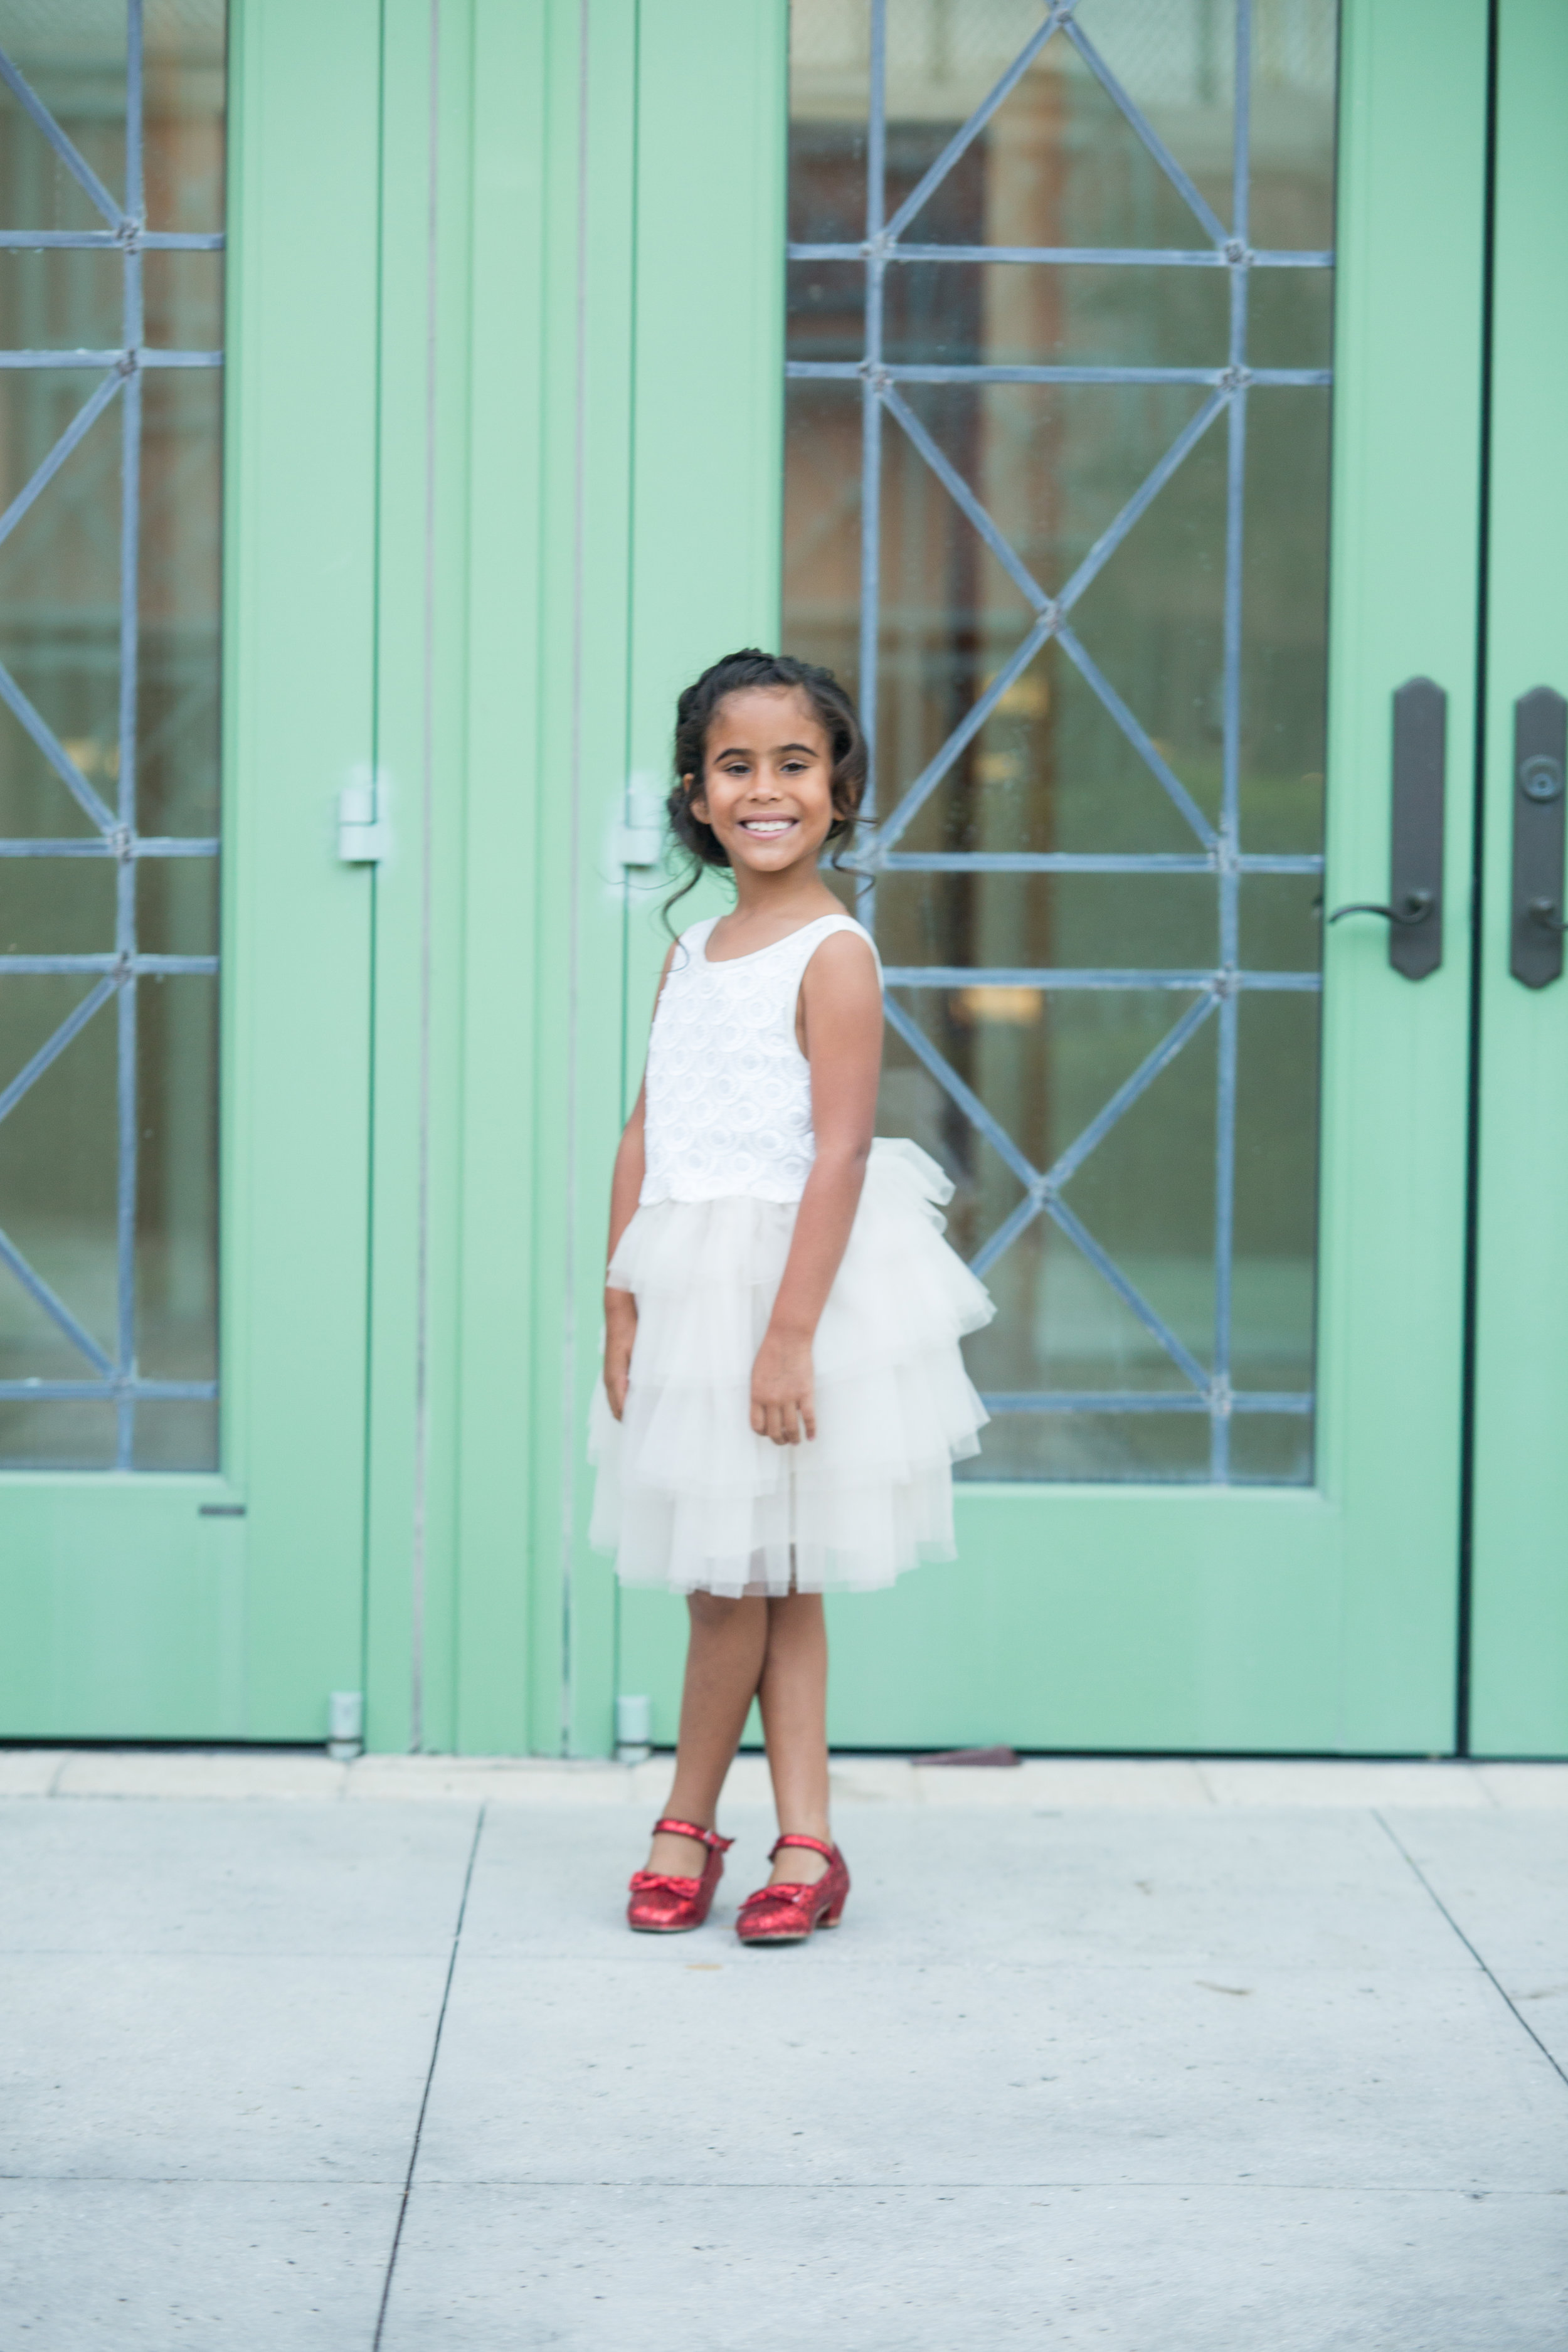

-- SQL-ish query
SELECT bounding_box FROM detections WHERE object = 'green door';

[617,0,1503,1757]
[1468,0,1568,1757]
[0,0,378,1741]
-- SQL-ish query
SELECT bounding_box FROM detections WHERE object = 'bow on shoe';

[628,1870,702,1897]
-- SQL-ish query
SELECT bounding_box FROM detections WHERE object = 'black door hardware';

[1509,686,1567,988]
[1327,677,1446,978]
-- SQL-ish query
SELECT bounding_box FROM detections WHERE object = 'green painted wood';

[0,0,381,1741]
[0,1476,246,1737]
[362,0,480,1757]
[1469,0,1568,1757]
[1311,0,1487,1753]
[520,0,641,1758]
[615,0,1490,1756]
[450,0,552,1756]
[222,0,381,1739]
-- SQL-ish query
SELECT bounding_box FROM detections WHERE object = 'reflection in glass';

[0,3,225,1470]
[786,0,1335,1482]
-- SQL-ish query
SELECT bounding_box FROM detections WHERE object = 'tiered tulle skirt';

[588,1138,994,1597]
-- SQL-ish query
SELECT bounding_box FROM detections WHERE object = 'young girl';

[589,649,992,1943]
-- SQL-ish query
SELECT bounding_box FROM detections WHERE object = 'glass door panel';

[0,0,223,1470]
[785,0,1334,1485]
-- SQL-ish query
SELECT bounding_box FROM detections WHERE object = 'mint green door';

[1468,0,1568,1757]
[0,1,378,1740]
[616,0,1496,1756]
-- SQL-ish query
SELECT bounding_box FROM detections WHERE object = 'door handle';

[1327,677,1446,978]
[1510,687,1567,987]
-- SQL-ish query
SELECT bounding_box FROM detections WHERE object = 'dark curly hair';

[663,650,868,921]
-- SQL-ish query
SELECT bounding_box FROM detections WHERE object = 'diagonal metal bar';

[0,976,117,1128]
[1062,18,1227,245]
[0,371,122,553]
[970,997,1217,1279]
[0,1222,114,1375]
[1056,625,1217,846]
[882,2,1076,246]
[876,392,1226,854]
[887,983,1220,1369]
[968,1187,1046,1279]
[1052,389,1229,615]
[876,608,1057,854]
[1045,992,1218,1195]
[0,46,126,228]
[882,384,1050,614]
[0,660,115,831]
[881,993,1039,1192]
[1042,1193,1211,1390]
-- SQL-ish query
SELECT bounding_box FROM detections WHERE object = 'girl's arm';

[751,930,883,1446]
[603,944,677,1421]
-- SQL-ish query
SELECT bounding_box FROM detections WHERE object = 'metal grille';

[787,0,1332,1480]
[0,0,221,1468]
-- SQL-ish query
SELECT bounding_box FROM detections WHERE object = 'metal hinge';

[337,768,388,864]
[614,772,665,873]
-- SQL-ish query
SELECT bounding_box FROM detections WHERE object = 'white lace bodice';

[639,912,881,1205]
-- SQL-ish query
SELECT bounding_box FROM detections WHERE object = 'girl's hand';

[751,1328,816,1446]
[604,1290,637,1421]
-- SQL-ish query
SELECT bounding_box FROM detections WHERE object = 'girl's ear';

[684,772,709,826]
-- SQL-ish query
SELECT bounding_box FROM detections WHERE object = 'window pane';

[0,2,225,1470]
[786,0,1336,1483]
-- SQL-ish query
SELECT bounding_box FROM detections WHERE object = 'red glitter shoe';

[626,1817,734,1934]
[735,1835,850,1945]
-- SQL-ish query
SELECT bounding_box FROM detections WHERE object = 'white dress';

[588,911,994,1597]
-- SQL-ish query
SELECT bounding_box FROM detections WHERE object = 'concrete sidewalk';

[2,1755,1565,2348]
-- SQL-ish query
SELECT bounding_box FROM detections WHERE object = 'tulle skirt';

[588,1138,995,1597]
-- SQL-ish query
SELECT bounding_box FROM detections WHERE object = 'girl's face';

[687,687,837,877]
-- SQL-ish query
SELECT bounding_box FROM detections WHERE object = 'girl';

[589,649,992,1944]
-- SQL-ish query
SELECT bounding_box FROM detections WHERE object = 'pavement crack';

[372,1801,486,2348]
[1374,1809,1568,2092]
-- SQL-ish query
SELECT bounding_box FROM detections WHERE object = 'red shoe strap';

[770,1833,835,1862]
[653,1817,733,1852]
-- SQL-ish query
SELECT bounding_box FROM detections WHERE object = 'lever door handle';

[1326,679,1445,978]
[1510,687,1568,987]
[1328,889,1434,928]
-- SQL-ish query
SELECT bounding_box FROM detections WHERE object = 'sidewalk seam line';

[372,1801,486,2347]
[1375,1809,1568,2092]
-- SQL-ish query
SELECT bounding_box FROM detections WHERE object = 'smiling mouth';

[738,817,797,837]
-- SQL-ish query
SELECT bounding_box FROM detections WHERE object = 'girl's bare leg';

[758,1590,832,1886]
[647,1592,768,1876]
